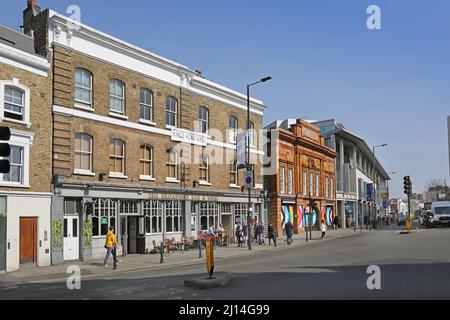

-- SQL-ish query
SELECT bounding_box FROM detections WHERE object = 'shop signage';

[171,128,208,146]
[148,193,219,202]
[101,217,108,225]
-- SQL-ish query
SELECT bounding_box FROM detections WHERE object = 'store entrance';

[127,216,145,254]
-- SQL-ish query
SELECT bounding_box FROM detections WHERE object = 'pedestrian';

[333,215,339,230]
[103,226,119,268]
[285,221,294,245]
[364,215,369,230]
[321,220,327,240]
[235,223,242,247]
[242,224,248,246]
[268,223,277,247]
[256,222,264,245]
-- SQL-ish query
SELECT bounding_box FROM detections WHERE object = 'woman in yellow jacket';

[103,227,119,268]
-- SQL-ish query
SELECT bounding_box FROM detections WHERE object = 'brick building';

[24,1,266,263]
[0,22,52,272]
[264,119,337,236]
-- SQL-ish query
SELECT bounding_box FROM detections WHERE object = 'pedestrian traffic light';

[0,126,11,174]
[403,176,412,195]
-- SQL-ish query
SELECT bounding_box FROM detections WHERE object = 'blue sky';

[1,0,449,197]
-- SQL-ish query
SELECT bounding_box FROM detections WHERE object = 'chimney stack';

[23,0,41,36]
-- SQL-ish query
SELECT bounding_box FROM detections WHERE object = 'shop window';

[92,198,117,236]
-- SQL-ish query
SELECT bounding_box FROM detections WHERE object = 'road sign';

[244,170,254,189]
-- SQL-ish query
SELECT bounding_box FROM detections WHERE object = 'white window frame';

[74,133,93,175]
[229,158,239,187]
[109,139,126,177]
[228,116,238,143]
[166,149,179,183]
[109,79,125,115]
[165,96,178,128]
[280,167,285,194]
[198,106,209,134]
[302,171,307,196]
[139,88,154,124]
[309,172,314,196]
[315,173,320,197]
[199,153,210,184]
[139,144,154,181]
[325,176,329,198]
[249,121,256,148]
[74,69,93,110]
[288,168,293,194]
[0,79,31,128]
[0,129,33,188]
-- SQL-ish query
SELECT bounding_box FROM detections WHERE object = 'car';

[426,201,450,228]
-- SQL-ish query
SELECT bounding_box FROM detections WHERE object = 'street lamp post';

[246,76,272,251]
[371,144,388,231]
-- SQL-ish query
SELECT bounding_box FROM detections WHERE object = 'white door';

[63,216,79,261]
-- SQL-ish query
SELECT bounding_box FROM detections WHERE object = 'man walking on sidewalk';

[268,223,277,247]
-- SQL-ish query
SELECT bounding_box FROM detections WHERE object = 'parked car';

[426,201,450,228]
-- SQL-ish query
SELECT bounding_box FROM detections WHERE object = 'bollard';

[198,237,202,259]
[160,242,164,264]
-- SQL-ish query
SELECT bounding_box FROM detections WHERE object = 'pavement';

[0,228,358,286]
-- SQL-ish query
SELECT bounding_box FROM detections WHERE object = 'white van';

[429,201,450,227]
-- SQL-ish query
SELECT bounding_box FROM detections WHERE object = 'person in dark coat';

[333,215,339,230]
[285,221,294,245]
[268,223,277,247]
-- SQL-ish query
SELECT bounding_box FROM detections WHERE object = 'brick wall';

[0,63,52,193]
[52,45,264,192]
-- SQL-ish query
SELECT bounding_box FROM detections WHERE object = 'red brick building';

[265,119,337,236]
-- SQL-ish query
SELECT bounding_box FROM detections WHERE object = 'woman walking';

[103,226,119,268]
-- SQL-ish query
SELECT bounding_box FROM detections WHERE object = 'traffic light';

[0,126,11,174]
[403,176,412,195]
